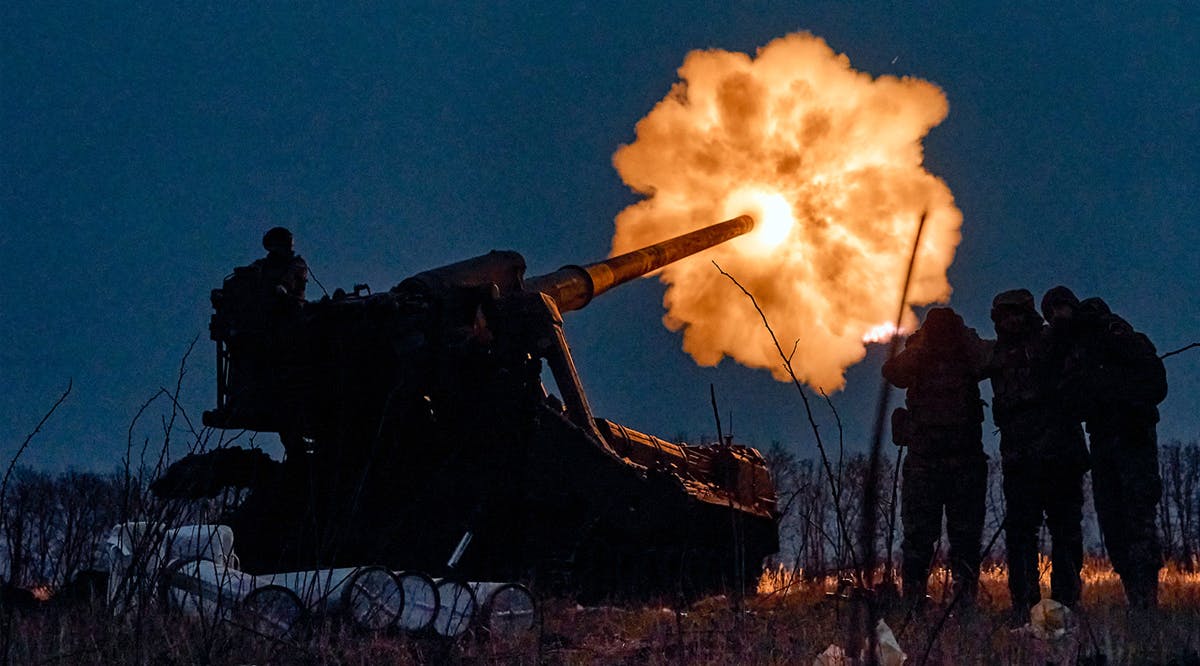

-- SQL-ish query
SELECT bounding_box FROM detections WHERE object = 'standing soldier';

[1043,286,1167,608]
[986,289,1088,619]
[884,307,991,605]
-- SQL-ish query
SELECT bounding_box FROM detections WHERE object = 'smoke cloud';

[612,32,962,390]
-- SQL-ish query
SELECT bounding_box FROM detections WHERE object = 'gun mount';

[168,216,777,599]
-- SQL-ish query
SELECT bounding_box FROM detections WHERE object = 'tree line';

[766,439,1200,579]
[0,440,1197,591]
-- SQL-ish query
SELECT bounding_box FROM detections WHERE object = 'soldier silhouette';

[884,307,991,605]
[208,227,310,443]
[1043,286,1167,608]
[252,226,309,304]
[985,288,1088,619]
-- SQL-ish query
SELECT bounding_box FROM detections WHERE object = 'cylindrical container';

[162,524,236,567]
[158,557,304,640]
[471,582,537,637]
[342,566,405,632]
[432,578,477,638]
[258,567,359,613]
[394,570,439,632]
[158,557,258,619]
[240,584,305,640]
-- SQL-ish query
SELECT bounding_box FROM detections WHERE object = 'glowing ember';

[611,32,962,389]
[862,322,907,344]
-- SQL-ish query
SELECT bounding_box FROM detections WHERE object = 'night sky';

[2,3,1197,472]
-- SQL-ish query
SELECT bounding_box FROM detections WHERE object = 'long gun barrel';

[524,215,755,312]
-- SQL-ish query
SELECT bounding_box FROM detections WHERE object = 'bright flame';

[721,187,796,251]
[862,322,907,344]
[611,32,961,389]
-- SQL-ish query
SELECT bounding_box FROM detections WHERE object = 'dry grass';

[760,555,1200,610]
[540,591,1200,665]
[5,559,1200,664]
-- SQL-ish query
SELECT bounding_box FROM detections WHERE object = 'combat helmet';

[262,227,294,254]
[991,288,1041,332]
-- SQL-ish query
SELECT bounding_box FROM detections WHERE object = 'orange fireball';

[611,32,961,390]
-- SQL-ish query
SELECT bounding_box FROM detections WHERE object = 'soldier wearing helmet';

[252,226,309,303]
[883,306,991,605]
[986,288,1088,617]
[206,227,310,439]
[1043,286,1167,608]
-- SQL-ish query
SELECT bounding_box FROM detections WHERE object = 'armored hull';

[169,218,778,599]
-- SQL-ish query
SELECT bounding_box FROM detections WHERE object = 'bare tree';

[1160,440,1200,570]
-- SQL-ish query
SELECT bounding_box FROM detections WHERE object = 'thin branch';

[1,380,73,520]
[884,445,904,584]
[818,388,846,504]
[713,261,859,572]
[149,335,201,482]
[1161,342,1200,360]
[122,389,169,523]
[856,209,928,661]
[0,380,72,666]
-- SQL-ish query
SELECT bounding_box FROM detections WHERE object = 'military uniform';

[987,289,1088,611]
[1044,288,1166,608]
[250,251,309,303]
[884,307,990,602]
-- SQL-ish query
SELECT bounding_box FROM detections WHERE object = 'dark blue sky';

[2,3,1197,471]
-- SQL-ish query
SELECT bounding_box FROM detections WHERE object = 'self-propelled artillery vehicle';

[154,216,779,599]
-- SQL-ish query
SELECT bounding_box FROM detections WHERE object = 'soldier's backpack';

[1095,315,1168,409]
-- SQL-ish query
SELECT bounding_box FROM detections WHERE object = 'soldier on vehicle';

[207,227,310,440]
[985,288,1088,618]
[1043,286,1167,608]
[884,307,991,605]
[253,226,309,304]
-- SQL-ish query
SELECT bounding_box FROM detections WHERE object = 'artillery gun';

[155,216,779,599]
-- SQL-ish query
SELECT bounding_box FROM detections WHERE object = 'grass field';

[3,557,1199,665]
